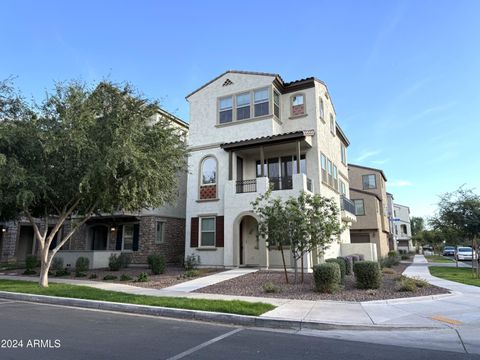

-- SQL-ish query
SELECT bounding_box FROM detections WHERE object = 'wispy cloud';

[389,180,413,187]
[370,158,390,165]
[355,150,381,162]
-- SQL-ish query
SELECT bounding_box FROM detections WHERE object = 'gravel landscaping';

[195,263,449,302]
[1,266,221,290]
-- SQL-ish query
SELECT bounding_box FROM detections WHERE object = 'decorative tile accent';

[200,185,217,199]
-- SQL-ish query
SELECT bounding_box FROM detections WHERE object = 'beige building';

[348,164,390,258]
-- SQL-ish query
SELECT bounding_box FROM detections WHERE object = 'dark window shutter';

[132,224,140,251]
[116,226,123,250]
[216,216,224,247]
[190,217,199,247]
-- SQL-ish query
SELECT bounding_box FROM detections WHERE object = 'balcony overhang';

[220,130,314,152]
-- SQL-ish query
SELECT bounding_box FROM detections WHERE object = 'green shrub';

[51,257,64,272]
[136,272,149,282]
[75,257,90,276]
[388,250,397,258]
[313,263,341,293]
[401,254,411,261]
[147,254,166,275]
[89,273,98,279]
[108,254,122,271]
[342,256,353,275]
[120,274,133,281]
[326,258,346,283]
[55,268,70,277]
[184,254,200,271]
[380,255,400,268]
[262,282,280,293]
[396,276,417,292]
[354,261,382,289]
[119,253,132,268]
[382,267,397,275]
[25,255,39,272]
[103,275,118,281]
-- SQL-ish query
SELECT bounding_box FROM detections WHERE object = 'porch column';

[260,146,265,177]
[228,150,233,181]
[296,140,301,174]
[259,235,269,269]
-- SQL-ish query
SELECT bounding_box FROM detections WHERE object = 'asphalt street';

[0,299,479,360]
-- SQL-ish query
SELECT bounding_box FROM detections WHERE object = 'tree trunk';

[293,256,298,284]
[39,249,52,288]
[279,244,289,284]
[301,255,304,284]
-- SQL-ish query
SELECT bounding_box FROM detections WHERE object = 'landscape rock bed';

[195,264,449,302]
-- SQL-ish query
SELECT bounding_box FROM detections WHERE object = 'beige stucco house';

[184,70,375,271]
[393,203,413,252]
[348,164,391,259]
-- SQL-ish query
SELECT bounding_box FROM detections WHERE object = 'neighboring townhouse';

[393,203,413,252]
[184,70,368,272]
[348,164,390,259]
[0,109,188,268]
[386,192,397,252]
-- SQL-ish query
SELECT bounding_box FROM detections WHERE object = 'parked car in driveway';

[442,246,456,256]
[455,247,477,261]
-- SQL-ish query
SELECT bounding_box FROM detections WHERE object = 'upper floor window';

[319,97,325,120]
[340,180,346,195]
[291,94,305,117]
[327,159,333,187]
[400,224,407,235]
[201,157,217,185]
[341,143,347,165]
[219,96,233,124]
[353,199,365,216]
[362,174,376,190]
[321,153,327,183]
[333,165,338,191]
[236,93,251,120]
[254,88,269,117]
[273,90,280,118]
[330,114,335,135]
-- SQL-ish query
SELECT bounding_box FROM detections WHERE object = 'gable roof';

[350,187,383,202]
[348,164,387,181]
[185,70,328,99]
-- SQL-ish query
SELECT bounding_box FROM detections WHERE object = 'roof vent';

[222,79,233,86]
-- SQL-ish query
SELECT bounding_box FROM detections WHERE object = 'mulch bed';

[195,263,449,302]
[2,266,221,290]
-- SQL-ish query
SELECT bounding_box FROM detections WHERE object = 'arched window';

[199,156,218,200]
[201,157,217,185]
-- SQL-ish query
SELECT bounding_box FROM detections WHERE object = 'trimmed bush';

[147,254,166,275]
[184,254,200,271]
[326,258,346,283]
[51,257,64,272]
[108,253,131,271]
[119,253,132,268]
[380,255,400,268]
[388,250,398,258]
[262,282,280,293]
[75,257,90,276]
[89,273,97,279]
[55,268,70,277]
[313,263,341,293]
[343,256,353,275]
[354,261,382,289]
[25,255,39,272]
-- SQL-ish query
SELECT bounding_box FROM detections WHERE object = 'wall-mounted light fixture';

[1,227,7,233]
[110,226,116,232]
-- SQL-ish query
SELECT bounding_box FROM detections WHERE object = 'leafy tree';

[253,190,345,284]
[0,80,187,287]
[430,187,480,276]
[410,216,425,237]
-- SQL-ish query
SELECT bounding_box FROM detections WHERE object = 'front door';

[240,216,259,266]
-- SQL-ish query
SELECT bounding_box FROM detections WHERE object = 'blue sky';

[1,0,479,219]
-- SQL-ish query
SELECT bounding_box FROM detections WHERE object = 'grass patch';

[425,255,453,263]
[0,280,274,316]
[429,266,480,287]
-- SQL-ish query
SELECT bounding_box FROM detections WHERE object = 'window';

[201,157,217,185]
[319,97,324,120]
[353,200,365,216]
[362,174,377,189]
[123,224,134,250]
[291,94,305,116]
[341,143,347,165]
[155,221,165,244]
[273,90,280,118]
[401,224,407,235]
[340,180,346,195]
[200,217,215,247]
[330,114,335,135]
[333,165,338,191]
[327,159,333,187]
[219,96,233,123]
[254,88,269,117]
[321,153,327,183]
[236,93,250,120]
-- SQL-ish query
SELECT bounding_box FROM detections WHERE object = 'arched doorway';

[239,215,260,266]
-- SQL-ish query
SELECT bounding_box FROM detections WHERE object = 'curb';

[0,291,441,332]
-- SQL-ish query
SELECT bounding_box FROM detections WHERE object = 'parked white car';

[455,247,478,261]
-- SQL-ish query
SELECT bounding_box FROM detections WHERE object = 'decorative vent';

[222,79,233,87]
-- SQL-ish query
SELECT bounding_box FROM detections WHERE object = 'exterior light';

[110,227,116,232]
[1,227,6,233]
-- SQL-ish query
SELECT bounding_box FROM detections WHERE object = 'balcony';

[235,175,313,194]
[340,196,357,223]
